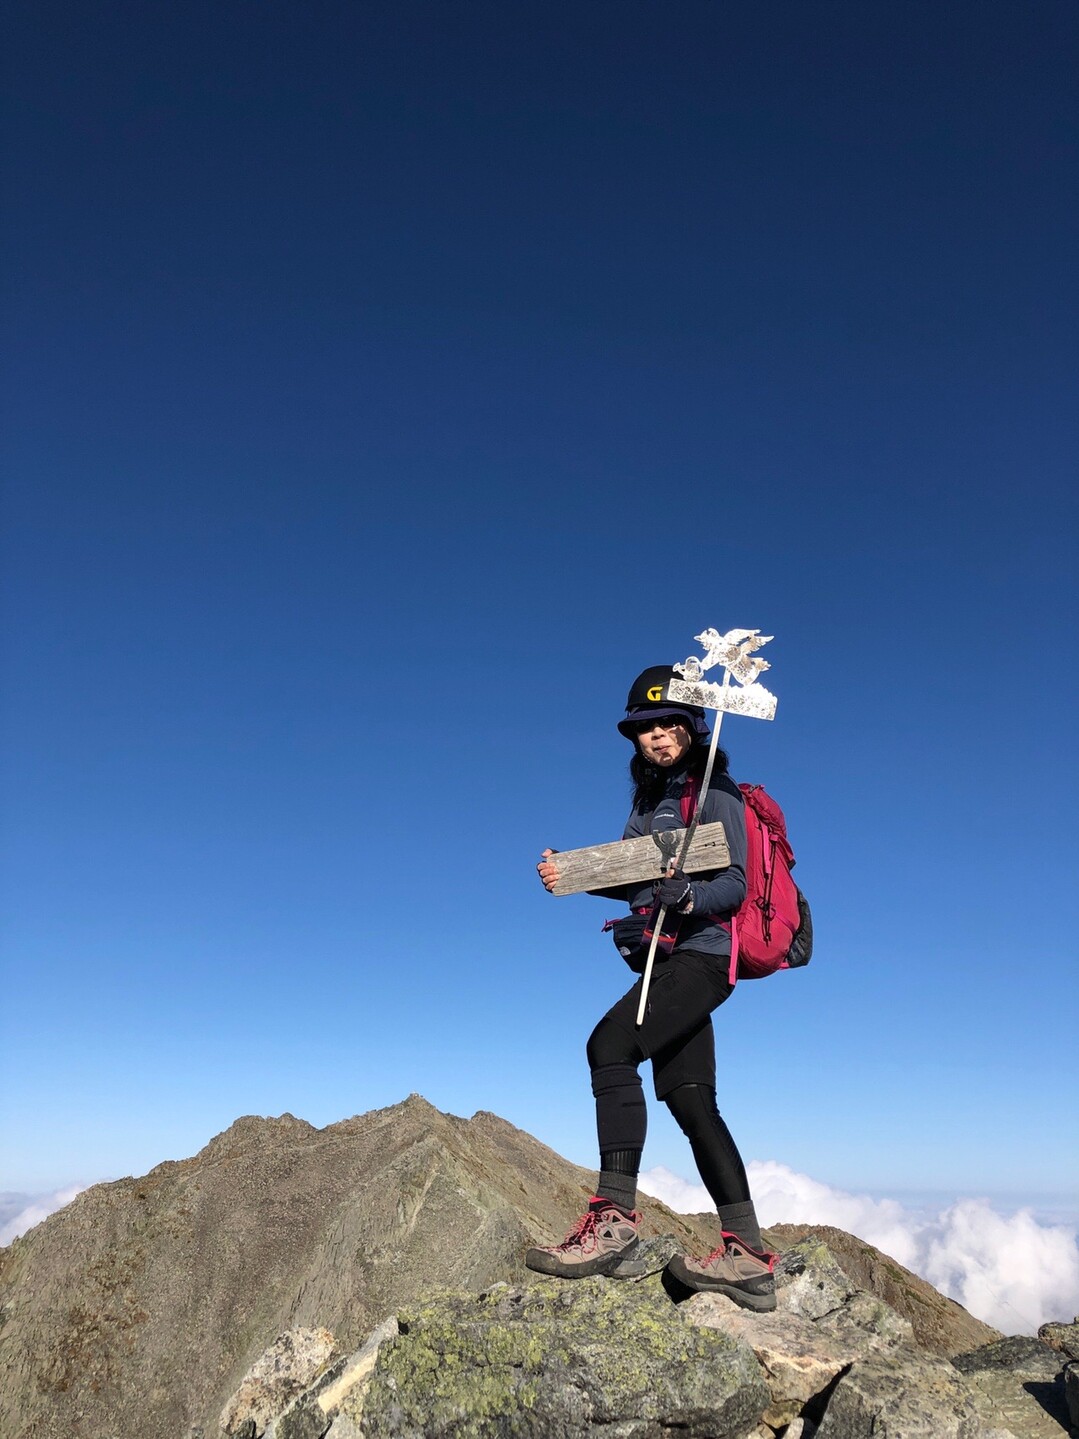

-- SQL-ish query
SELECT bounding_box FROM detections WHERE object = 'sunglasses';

[629,714,690,736]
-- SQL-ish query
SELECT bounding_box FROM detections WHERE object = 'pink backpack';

[681,780,813,985]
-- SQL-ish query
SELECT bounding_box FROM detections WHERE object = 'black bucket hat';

[617,665,710,741]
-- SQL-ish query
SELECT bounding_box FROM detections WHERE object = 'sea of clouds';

[640,1160,1079,1335]
[4,1166,1077,1336]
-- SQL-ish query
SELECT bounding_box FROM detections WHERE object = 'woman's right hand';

[537,848,561,892]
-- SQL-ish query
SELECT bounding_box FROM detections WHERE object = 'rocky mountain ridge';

[0,1096,1073,1439]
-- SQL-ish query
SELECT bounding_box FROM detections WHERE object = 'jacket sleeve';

[685,784,747,917]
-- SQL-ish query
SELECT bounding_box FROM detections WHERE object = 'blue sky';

[2,1,1077,1225]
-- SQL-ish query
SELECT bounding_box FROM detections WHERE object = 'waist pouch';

[603,905,681,974]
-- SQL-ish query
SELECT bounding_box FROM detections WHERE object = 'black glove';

[655,870,694,911]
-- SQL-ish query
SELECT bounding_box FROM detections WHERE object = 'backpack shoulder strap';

[679,772,700,826]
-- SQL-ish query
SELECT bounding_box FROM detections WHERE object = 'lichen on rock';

[358,1276,769,1438]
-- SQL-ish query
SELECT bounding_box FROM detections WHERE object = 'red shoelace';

[554,1210,600,1252]
[700,1234,777,1269]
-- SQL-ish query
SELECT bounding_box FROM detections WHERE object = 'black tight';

[663,1082,750,1207]
[587,1023,647,1152]
[586,998,750,1209]
[588,1065,750,1209]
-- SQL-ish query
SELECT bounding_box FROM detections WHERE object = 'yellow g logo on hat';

[646,685,664,701]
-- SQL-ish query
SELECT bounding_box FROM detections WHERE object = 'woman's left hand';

[537,848,561,892]
[655,870,694,912]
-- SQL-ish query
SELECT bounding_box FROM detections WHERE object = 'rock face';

[219,1327,336,1438]
[1,1097,1072,1439]
[765,1223,1002,1357]
[952,1336,1078,1438]
[1037,1320,1079,1430]
[1039,1319,1079,1362]
[360,1278,769,1438]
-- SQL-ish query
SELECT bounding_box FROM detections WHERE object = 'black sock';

[719,1199,764,1250]
[596,1147,640,1215]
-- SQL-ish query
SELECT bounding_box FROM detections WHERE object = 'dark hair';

[629,737,729,809]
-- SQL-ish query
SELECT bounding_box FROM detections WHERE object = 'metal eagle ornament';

[668,627,778,720]
[634,625,778,1026]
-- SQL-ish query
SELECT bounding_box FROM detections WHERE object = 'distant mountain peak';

[192,1111,320,1162]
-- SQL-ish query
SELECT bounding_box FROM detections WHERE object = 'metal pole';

[634,671,731,1027]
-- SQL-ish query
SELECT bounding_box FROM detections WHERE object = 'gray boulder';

[685,1238,914,1432]
[814,1349,1011,1438]
[1039,1318,1079,1363]
[269,1318,399,1439]
[952,1336,1074,1438]
[219,1327,336,1438]
[357,1276,770,1438]
[1064,1362,1079,1430]
[765,1225,1003,1358]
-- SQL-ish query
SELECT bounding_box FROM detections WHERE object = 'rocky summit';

[0,1096,1074,1439]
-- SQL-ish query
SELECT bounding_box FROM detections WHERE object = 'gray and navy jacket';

[608,768,748,958]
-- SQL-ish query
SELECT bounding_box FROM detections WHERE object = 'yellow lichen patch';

[361,1276,769,1435]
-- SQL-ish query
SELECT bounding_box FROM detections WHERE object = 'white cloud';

[635,1165,714,1217]
[638,1160,1079,1335]
[0,1185,89,1247]
[920,1200,1079,1337]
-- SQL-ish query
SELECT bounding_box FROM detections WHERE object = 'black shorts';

[598,948,734,1101]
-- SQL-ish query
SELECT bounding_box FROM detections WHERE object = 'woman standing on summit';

[527,665,778,1312]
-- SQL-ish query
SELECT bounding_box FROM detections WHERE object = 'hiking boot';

[666,1231,779,1310]
[524,1197,640,1278]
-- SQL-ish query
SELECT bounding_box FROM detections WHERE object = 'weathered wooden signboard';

[549,822,730,896]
